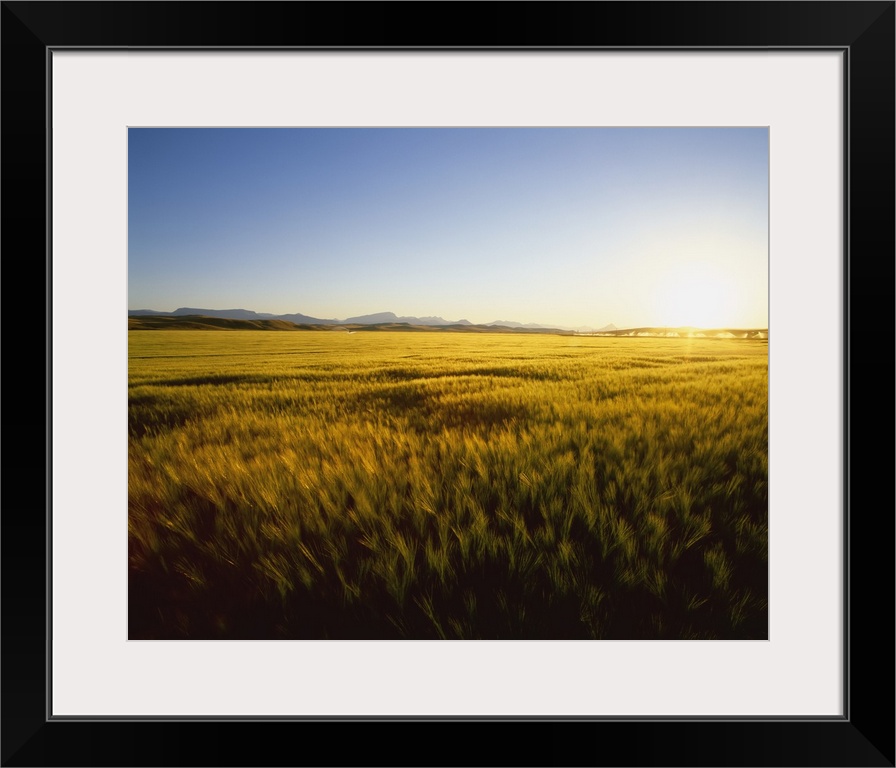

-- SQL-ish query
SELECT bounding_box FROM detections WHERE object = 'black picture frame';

[3,2,893,765]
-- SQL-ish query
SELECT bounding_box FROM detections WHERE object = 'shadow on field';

[128,489,768,641]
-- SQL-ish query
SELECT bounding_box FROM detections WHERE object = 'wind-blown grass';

[129,330,768,639]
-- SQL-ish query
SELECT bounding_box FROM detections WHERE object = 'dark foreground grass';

[129,330,768,639]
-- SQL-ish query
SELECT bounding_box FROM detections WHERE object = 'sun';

[653,261,738,329]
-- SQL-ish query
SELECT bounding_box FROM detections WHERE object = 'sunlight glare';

[654,261,738,328]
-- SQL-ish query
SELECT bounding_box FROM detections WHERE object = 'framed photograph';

[5,1,893,765]
[125,122,772,645]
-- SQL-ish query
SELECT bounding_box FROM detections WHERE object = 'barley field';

[128,330,768,639]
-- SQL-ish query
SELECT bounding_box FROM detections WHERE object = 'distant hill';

[128,314,578,335]
[149,307,340,324]
[486,319,555,329]
[170,307,266,320]
[129,307,467,326]
[487,319,616,333]
[340,312,475,326]
[127,307,766,338]
[128,315,314,331]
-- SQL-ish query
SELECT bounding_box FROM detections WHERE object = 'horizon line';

[127,307,769,332]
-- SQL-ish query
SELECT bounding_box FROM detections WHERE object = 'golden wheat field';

[128,329,768,639]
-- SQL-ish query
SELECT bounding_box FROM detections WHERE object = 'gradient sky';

[128,127,768,329]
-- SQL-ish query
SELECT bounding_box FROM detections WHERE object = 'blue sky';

[129,127,768,329]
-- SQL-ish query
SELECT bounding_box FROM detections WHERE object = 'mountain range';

[127,307,616,333]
